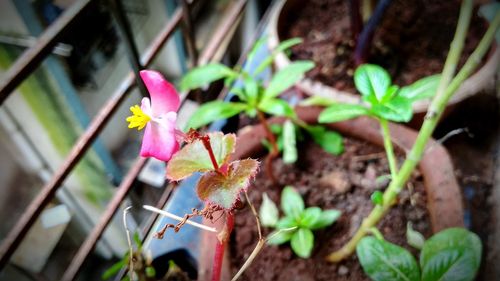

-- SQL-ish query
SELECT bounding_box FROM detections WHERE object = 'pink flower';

[126,70,181,162]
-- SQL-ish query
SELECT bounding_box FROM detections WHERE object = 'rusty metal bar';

[0,0,94,104]
[180,0,198,66]
[0,8,182,271]
[197,0,248,65]
[61,158,147,281]
[108,0,147,95]
[62,2,252,279]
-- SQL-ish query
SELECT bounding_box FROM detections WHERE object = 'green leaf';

[197,159,259,209]
[354,64,392,101]
[180,63,237,91]
[299,207,322,228]
[276,216,298,229]
[299,96,337,107]
[420,228,482,281]
[371,96,413,122]
[167,132,236,181]
[145,266,156,278]
[281,186,305,219]
[307,125,344,155]
[258,98,295,117]
[291,228,314,258]
[259,192,279,227]
[276,38,303,52]
[247,37,268,65]
[318,104,369,123]
[264,61,314,99]
[243,75,259,104]
[282,120,298,163]
[371,191,384,205]
[267,229,295,245]
[357,237,421,281]
[406,223,425,250]
[102,259,126,280]
[186,101,247,130]
[399,75,441,101]
[133,232,142,249]
[381,85,400,103]
[254,38,303,74]
[310,209,341,230]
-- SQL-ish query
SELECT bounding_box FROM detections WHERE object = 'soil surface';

[229,136,431,281]
[283,0,487,93]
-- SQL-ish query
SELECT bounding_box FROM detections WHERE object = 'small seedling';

[356,227,482,281]
[259,186,341,258]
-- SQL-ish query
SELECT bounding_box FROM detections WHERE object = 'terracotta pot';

[267,0,499,127]
[198,106,463,280]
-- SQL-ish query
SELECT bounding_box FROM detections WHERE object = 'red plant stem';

[211,212,235,281]
[256,110,278,183]
[201,135,220,171]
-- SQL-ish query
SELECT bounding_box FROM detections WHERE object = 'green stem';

[326,0,500,262]
[379,119,398,179]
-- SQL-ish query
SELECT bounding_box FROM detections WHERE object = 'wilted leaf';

[197,159,259,209]
[357,237,420,281]
[167,132,236,181]
[406,223,425,250]
[259,192,279,227]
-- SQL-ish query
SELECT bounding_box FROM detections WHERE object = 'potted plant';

[267,0,499,126]
[122,2,498,279]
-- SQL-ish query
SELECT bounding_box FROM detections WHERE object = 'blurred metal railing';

[0,0,249,279]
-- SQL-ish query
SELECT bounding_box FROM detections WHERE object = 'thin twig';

[123,206,134,281]
[424,127,471,154]
[231,191,264,281]
[266,227,299,242]
[244,191,262,240]
[142,205,217,233]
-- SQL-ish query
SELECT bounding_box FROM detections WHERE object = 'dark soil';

[283,0,487,93]
[229,137,431,281]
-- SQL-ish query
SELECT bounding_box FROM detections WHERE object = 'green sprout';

[356,228,482,281]
[259,186,341,258]
[180,38,343,182]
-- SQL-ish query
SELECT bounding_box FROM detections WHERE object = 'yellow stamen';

[126,105,151,130]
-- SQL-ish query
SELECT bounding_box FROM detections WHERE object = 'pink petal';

[139,70,180,116]
[140,112,180,162]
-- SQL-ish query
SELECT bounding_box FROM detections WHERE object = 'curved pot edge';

[268,0,499,120]
[198,106,463,280]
